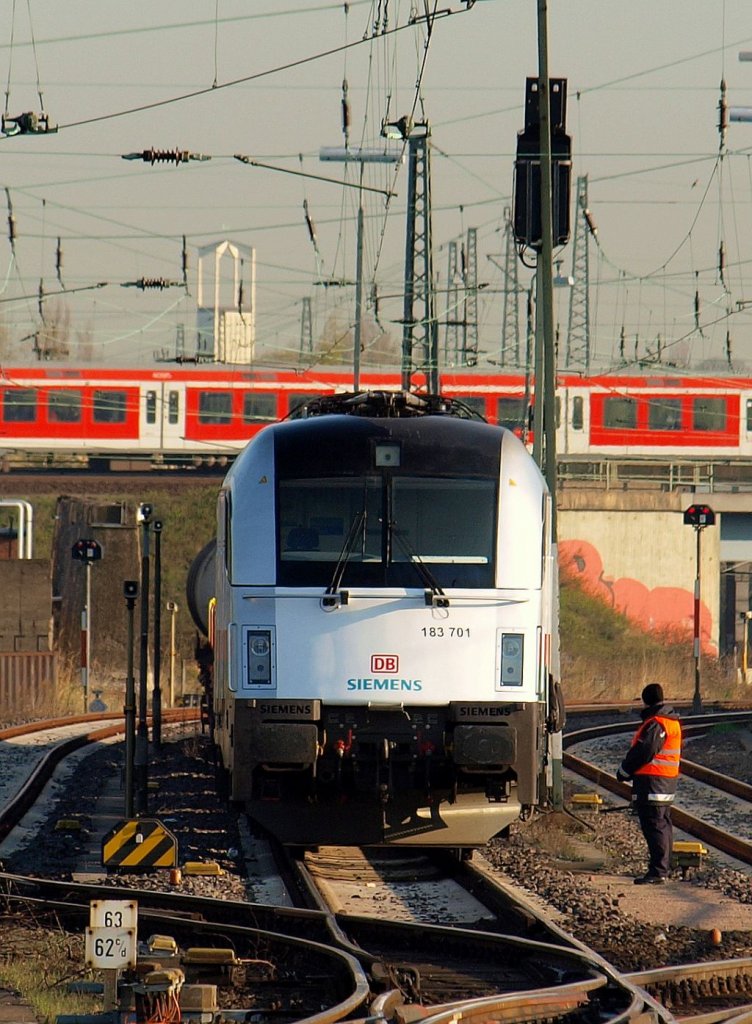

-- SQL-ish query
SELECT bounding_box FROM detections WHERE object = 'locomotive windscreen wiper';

[323,509,366,606]
[390,523,449,608]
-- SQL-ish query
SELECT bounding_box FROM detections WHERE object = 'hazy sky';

[0,0,751,375]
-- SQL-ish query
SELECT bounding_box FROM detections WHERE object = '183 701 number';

[420,627,470,638]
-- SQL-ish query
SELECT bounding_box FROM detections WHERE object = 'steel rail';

[292,842,666,1024]
[402,977,607,1024]
[463,856,674,1024]
[0,710,199,842]
[627,956,752,988]
[678,1009,752,1024]
[680,760,752,802]
[680,1010,752,1024]
[563,712,752,864]
[563,749,752,865]
[0,881,371,1024]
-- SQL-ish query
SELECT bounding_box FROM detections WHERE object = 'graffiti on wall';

[559,539,717,655]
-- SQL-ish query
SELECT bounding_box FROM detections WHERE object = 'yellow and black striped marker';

[102,819,178,869]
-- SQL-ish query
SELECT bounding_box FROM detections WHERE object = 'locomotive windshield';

[277,475,496,588]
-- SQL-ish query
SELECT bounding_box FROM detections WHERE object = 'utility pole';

[536,0,558,532]
[300,297,313,355]
[319,145,402,389]
[501,207,521,367]
[566,175,594,371]
[135,502,152,815]
[444,241,461,364]
[123,580,138,819]
[398,121,438,393]
[462,227,479,367]
[152,519,163,747]
[71,538,102,712]
[683,504,716,714]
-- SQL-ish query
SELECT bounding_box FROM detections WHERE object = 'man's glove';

[616,767,630,783]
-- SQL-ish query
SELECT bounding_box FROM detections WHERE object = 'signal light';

[683,504,715,527]
[71,538,103,562]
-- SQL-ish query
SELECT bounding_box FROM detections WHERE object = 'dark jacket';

[619,701,681,803]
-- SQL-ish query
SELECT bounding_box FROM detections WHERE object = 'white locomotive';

[188,391,563,847]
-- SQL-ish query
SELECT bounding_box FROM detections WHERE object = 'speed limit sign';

[86,900,137,969]
[85,927,136,969]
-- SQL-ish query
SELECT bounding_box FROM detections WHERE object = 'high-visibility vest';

[631,715,682,778]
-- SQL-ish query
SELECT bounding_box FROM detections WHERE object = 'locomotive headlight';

[498,631,524,687]
[246,628,274,686]
[250,635,270,657]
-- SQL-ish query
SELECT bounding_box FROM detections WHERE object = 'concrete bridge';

[558,478,752,675]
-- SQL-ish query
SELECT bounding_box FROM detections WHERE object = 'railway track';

[0,711,198,845]
[563,711,752,866]
[0,715,669,1024]
[5,712,752,1024]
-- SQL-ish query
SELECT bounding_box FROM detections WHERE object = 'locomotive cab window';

[48,390,82,424]
[278,474,495,588]
[391,478,494,584]
[2,388,36,422]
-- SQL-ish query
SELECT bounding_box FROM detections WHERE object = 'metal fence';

[0,652,57,710]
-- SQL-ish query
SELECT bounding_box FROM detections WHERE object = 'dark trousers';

[636,802,673,877]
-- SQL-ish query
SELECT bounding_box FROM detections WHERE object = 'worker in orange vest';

[616,683,682,885]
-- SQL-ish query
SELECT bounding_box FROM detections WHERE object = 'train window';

[603,396,637,429]
[277,475,494,589]
[48,390,82,424]
[693,397,726,431]
[2,388,36,422]
[146,391,157,425]
[391,477,495,588]
[168,391,179,425]
[747,399,752,432]
[199,391,233,424]
[243,392,277,423]
[497,397,527,430]
[457,396,487,419]
[572,395,583,430]
[93,390,127,424]
[648,398,681,431]
[278,477,382,578]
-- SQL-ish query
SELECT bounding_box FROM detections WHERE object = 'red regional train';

[0,364,750,466]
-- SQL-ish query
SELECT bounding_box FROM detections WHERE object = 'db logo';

[371,654,399,672]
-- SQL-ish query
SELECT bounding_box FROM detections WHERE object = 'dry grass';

[0,919,100,1022]
[559,574,738,705]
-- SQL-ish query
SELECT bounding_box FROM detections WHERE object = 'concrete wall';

[0,560,53,651]
[558,491,720,653]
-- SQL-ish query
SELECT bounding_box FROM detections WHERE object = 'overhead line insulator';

[122,277,181,290]
[121,149,211,166]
